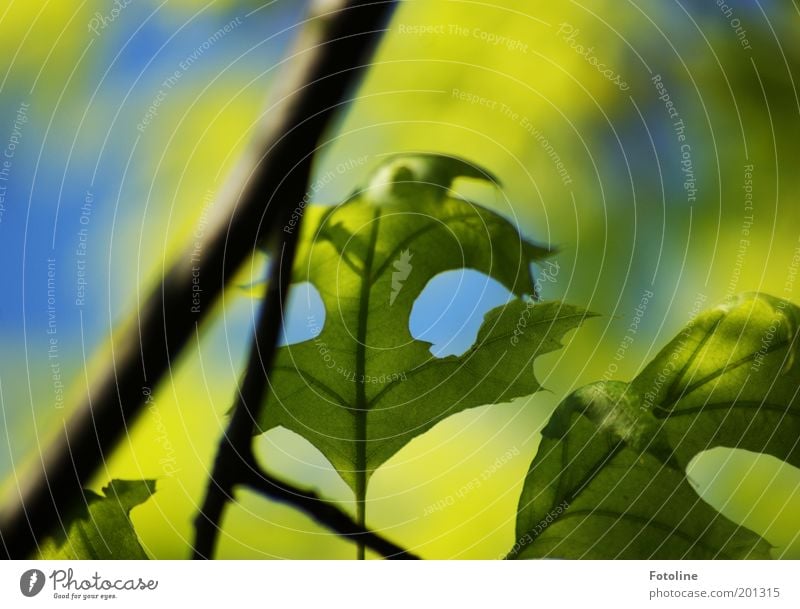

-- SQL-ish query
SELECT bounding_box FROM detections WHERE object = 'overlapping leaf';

[634,292,800,468]
[37,479,155,559]
[512,293,800,559]
[258,154,591,493]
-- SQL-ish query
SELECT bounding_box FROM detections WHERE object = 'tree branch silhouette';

[233,463,417,559]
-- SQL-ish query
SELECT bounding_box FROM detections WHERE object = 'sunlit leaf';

[510,382,771,559]
[512,292,800,559]
[258,154,590,499]
[36,480,156,559]
[633,292,800,468]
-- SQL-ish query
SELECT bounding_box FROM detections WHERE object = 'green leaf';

[258,153,591,496]
[512,292,800,559]
[36,480,156,559]
[510,382,771,559]
[633,292,800,469]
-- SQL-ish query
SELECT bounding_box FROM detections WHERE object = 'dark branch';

[0,0,396,559]
[192,229,301,558]
[238,465,418,560]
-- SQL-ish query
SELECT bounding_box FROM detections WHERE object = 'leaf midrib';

[660,400,800,419]
[355,209,381,509]
[513,442,623,556]
[533,509,736,559]
[658,336,791,411]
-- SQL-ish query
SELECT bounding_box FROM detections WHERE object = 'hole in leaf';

[253,427,351,505]
[279,281,325,346]
[410,269,513,357]
[218,486,354,559]
[450,176,501,206]
[687,448,800,558]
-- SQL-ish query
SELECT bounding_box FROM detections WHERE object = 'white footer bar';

[1,560,796,608]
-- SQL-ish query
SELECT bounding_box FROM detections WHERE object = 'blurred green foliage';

[1,0,798,559]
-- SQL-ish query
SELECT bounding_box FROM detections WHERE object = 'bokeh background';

[0,0,798,559]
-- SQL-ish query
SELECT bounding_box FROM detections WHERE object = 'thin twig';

[193,0,397,558]
[191,224,301,558]
[0,0,395,558]
[189,1,396,559]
